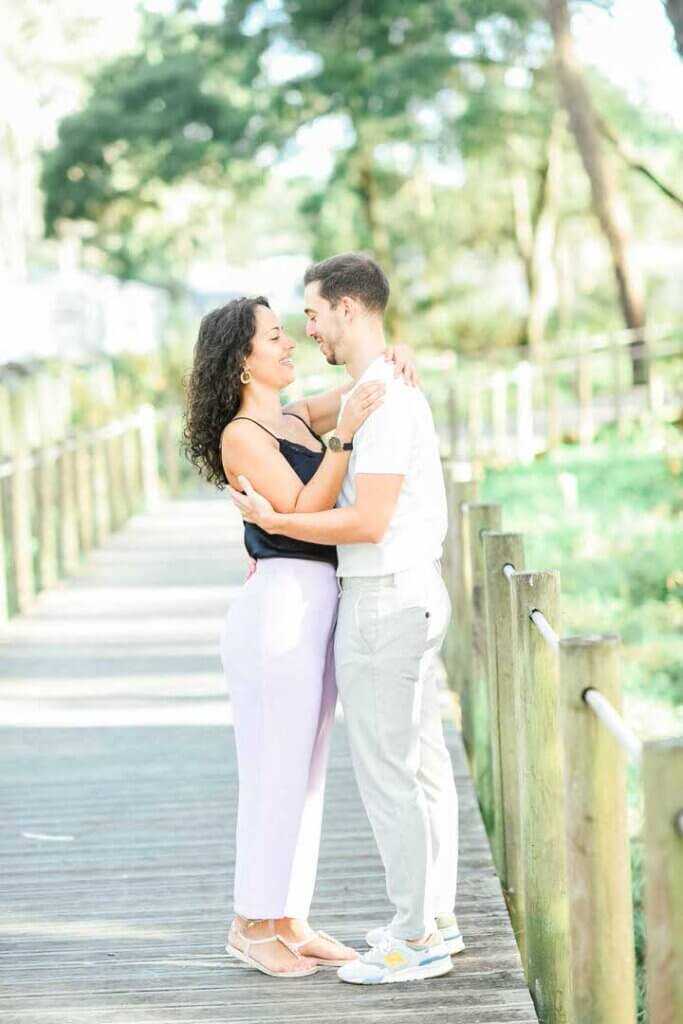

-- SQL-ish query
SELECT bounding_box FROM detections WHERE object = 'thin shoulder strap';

[283,411,323,443]
[230,416,280,441]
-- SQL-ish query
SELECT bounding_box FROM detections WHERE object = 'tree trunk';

[353,131,402,335]
[509,114,562,361]
[527,114,562,359]
[548,0,649,385]
[665,0,683,58]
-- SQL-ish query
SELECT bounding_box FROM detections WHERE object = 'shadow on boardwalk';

[0,492,537,1024]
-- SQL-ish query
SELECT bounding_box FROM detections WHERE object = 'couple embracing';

[183,252,462,985]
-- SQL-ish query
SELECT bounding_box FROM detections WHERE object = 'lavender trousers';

[219,557,339,920]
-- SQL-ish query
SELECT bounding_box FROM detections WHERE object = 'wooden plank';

[0,493,536,1024]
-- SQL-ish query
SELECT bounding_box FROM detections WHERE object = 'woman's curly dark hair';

[182,295,270,489]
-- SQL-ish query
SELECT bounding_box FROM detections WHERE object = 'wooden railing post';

[59,443,80,576]
[482,531,527,957]
[443,478,480,705]
[491,371,508,463]
[121,423,140,517]
[91,435,111,545]
[106,431,127,530]
[162,408,181,496]
[447,383,458,457]
[139,405,160,512]
[515,362,534,464]
[36,445,58,591]
[74,438,94,556]
[559,634,636,1024]
[576,338,593,446]
[467,384,482,464]
[462,502,502,832]
[0,475,9,626]
[643,737,683,1024]
[9,450,34,614]
[511,570,572,1023]
[609,332,625,435]
[547,361,561,452]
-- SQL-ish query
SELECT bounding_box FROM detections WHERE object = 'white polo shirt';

[335,354,448,578]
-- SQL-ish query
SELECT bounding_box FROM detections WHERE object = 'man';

[229,252,463,985]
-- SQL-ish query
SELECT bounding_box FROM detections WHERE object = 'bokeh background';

[2,4,682,1018]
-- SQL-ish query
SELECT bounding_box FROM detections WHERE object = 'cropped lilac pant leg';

[219,557,339,920]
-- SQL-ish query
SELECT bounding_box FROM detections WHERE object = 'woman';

[183,295,418,978]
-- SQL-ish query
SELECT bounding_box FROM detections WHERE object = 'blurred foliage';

[38,1,683,351]
[480,438,683,712]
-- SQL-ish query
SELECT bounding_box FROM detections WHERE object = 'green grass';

[481,438,683,718]
[480,435,683,1023]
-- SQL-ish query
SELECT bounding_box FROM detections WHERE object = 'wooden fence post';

[139,405,160,512]
[462,502,502,832]
[106,431,127,530]
[547,361,561,452]
[609,333,625,435]
[36,446,58,590]
[576,338,594,446]
[482,531,527,958]
[91,435,111,545]
[643,737,683,1024]
[9,450,34,614]
[59,443,80,576]
[511,570,572,1024]
[515,362,535,464]
[467,382,482,464]
[74,438,94,555]
[121,423,140,517]
[443,479,480,705]
[162,409,181,496]
[447,383,458,457]
[0,476,9,626]
[559,634,636,1024]
[491,371,508,464]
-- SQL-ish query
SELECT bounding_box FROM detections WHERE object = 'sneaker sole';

[340,955,454,984]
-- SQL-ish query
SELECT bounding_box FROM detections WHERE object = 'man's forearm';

[270,505,374,545]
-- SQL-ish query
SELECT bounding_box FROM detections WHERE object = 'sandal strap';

[230,926,303,959]
[284,931,318,950]
[287,928,345,951]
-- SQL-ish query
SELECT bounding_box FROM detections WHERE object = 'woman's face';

[244,305,296,390]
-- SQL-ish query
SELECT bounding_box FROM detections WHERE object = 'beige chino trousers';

[334,560,459,939]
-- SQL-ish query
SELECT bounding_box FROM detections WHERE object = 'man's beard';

[319,338,338,365]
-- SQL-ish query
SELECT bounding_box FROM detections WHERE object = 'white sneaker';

[366,914,465,956]
[337,931,453,985]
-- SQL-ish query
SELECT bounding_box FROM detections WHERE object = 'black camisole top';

[227,412,338,569]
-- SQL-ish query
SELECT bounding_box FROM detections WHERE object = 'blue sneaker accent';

[338,933,454,985]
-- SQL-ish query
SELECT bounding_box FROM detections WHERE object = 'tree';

[548,0,649,384]
[664,0,683,57]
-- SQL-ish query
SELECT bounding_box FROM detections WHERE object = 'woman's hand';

[385,343,420,387]
[336,381,385,442]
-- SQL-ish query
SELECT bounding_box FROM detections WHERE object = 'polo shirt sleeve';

[352,386,414,475]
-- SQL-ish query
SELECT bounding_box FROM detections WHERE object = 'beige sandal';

[225,923,319,978]
[286,928,359,967]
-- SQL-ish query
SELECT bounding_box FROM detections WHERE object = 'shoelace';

[376,932,404,955]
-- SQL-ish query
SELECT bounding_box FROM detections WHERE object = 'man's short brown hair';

[304,252,390,315]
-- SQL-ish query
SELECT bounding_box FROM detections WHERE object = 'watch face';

[329,435,341,451]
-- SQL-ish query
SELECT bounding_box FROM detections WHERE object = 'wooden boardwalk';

[0,492,537,1024]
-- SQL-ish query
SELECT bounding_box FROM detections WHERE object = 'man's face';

[303,280,346,366]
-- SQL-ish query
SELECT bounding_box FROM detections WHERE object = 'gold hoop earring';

[240,366,252,385]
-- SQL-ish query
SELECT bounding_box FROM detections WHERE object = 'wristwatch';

[328,434,353,452]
